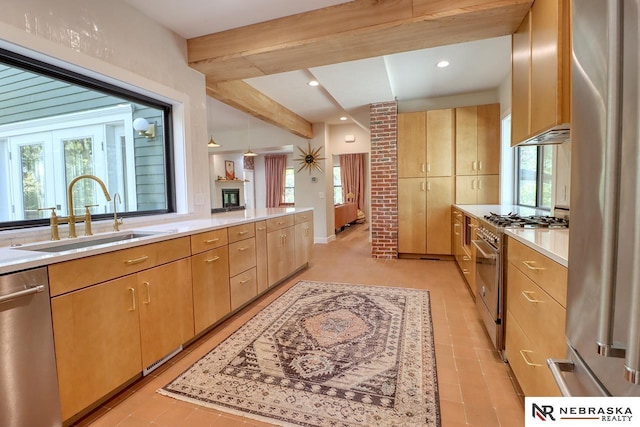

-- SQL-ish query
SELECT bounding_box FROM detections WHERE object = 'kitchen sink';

[12,231,165,253]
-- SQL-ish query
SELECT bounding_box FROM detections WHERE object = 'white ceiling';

[124,0,511,134]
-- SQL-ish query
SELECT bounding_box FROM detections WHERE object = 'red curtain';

[265,154,287,207]
[339,153,365,211]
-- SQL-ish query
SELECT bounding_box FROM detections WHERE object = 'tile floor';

[75,223,524,427]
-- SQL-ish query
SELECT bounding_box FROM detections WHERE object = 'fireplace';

[222,188,240,208]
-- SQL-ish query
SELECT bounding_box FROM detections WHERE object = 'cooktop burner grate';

[483,213,569,229]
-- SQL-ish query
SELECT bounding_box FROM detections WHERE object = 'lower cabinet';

[255,221,269,294]
[267,225,296,287]
[51,276,142,421]
[191,246,230,334]
[295,212,314,269]
[137,258,194,369]
[230,267,258,310]
[504,237,567,396]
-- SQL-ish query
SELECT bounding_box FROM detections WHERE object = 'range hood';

[517,124,571,145]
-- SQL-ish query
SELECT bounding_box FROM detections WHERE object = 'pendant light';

[207,135,220,148]
[243,118,258,157]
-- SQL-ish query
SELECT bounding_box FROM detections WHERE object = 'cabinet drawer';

[228,223,255,243]
[295,211,313,224]
[49,237,191,297]
[505,312,561,397]
[228,237,257,277]
[191,228,228,254]
[507,262,566,358]
[507,238,567,307]
[230,267,257,310]
[266,214,294,232]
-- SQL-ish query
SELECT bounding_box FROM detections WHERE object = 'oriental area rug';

[158,280,441,427]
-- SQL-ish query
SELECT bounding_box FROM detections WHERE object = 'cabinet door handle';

[520,350,542,367]
[128,287,136,311]
[205,256,220,263]
[237,246,248,252]
[471,180,476,190]
[478,160,482,171]
[204,237,219,244]
[277,221,285,225]
[521,291,543,303]
[421,181,426,192]
[522,260,545,271]
[143,281,151,305]
[427,182,431,191]
[463,255,470,261]
[237,230,248,236]
[257,227,266,231]
[124,255,149,265]
[472,161,477,171]
[478,179,482,190]
[426,162,431,172]
[420,163,425,173]
[240,277,251,284]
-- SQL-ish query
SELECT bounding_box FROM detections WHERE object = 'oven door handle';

[472,240,497,259]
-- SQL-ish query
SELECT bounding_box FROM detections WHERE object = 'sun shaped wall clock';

[296,142,326,173]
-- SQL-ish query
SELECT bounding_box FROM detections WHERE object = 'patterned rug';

[159,280,440,426]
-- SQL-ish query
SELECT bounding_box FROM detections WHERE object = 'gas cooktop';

[483,212,569,229]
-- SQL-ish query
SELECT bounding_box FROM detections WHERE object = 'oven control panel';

[476,226,499,246]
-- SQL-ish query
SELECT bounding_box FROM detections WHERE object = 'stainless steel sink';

[12,231,164,253]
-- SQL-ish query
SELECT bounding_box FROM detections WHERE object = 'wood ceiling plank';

[206,79,313,139]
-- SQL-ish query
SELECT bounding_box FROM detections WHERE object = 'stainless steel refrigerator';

[547,0,640,396]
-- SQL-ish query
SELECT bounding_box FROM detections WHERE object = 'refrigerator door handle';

[547,358,575,397]
[596,0,624,360]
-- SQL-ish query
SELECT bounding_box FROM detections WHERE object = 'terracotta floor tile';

[74,223,524,427]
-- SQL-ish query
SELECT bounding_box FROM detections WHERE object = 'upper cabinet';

[455,104,500,176]
[511,0,571,146]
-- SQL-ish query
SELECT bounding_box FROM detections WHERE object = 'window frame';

[0,47,176,231]
[515,145,553,210]
[333,165,343,205]
[282,167,295,205]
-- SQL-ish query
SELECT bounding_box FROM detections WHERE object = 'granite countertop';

[0,207,312,275]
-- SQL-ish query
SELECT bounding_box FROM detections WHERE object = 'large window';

[516,145,553,209]
[0,48,174,230]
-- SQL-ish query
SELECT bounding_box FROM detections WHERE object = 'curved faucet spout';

[67,174,112,238]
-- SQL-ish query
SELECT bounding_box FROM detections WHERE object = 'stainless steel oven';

[473,223,503,352]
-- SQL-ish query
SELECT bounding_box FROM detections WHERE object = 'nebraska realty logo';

[525,397,640,426]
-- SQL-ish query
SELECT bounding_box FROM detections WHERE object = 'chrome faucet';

[112,192,123,231]
[66,174,111,238]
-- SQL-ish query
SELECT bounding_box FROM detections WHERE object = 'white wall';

[399,89,500,113]
[0,0,209,223]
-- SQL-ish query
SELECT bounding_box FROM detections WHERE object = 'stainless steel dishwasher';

[0,267,62,427]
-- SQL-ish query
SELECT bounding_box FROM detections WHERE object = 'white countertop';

[505,228,569,267]
[0,207,311,275]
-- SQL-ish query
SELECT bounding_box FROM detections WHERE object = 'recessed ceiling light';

[437,60,450,68]
[307,80,319,87]
[339,116,348,121]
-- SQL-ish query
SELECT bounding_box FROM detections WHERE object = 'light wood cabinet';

[505,237,567,396]
[52,276,142,421]
[295,212,314,269]
[230,267,257,310]
[398,108,454,255]
[190,228,228,254]
[399,177,453,255]
[398,111,426,178]
[191,246,230,334]
[267,224,296,287]
[455,104,500,176]
[228,237,257,277]
[137,258,194,369]
[455,175,500,205]
[511,0,571,146]
[255,220,268,294]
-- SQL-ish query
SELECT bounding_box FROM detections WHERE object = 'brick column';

[370,101,398,259]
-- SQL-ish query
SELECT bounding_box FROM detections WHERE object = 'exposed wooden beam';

[206,79,313,139]
[188,0,532,82]
[195,0,531,139]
